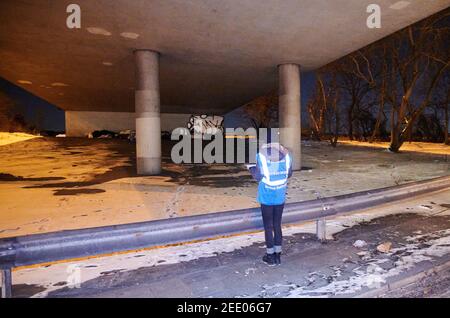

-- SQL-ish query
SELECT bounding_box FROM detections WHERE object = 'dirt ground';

[0,136,449,238]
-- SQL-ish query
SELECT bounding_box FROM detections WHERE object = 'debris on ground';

[353,240,367,248]
[119,130,136,142]
[39,130,65,137]
[377,242,393,253]
[88,130,117,139]
[86,130,136,142]
[357,251,371,260]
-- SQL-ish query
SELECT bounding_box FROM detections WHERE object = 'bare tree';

[307,81,327,140]
[431,70,450,144]
[338,65,372,141]
[386,12,449,151]
[272,8,448,148]
[323,9,449,149]
[370,44,389,142]
[0,91,29,132]
[307,66,343,146]
[445,88,450,145]
[445,92,450,145]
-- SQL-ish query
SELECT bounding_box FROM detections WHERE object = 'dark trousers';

[261,204,285,251]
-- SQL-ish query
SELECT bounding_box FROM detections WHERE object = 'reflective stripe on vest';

[259,153,290,187]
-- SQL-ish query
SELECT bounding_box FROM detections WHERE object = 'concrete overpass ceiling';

[0,0,449,114]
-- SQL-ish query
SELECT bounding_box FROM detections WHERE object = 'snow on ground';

[0,132,39,146]
[339,139,450,156]
[287,229,450,297]
[1,137,448,238]
[13,189,450,298]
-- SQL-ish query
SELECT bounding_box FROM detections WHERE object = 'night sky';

[0,77,65,132]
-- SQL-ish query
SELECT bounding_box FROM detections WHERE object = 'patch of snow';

[353,240,367,248]
[287,229,450,297]
[244,268,257,276]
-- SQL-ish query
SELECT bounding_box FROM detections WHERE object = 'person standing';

[249,142,293,266]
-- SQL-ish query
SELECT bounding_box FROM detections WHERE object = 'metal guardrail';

[1,175,449,298]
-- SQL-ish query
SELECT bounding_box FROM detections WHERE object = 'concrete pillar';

[134,50,161,175]
[278,64,301,170]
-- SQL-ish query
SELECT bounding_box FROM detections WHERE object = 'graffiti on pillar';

[187,115,224,135]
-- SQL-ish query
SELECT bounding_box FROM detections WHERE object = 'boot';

[275,253,281,265]
[262,253,276,266]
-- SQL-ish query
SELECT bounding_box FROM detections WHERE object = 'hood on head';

[260,143,288,162]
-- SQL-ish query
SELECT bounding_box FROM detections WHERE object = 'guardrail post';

[1,268,12,298]
[316,218,326,242]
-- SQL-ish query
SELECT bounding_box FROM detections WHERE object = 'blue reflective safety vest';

[256,150,292,206]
